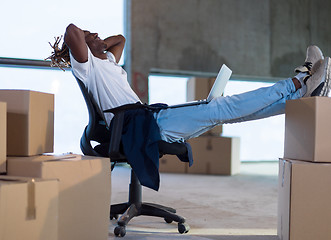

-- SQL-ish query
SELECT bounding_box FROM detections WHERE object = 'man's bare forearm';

[104,35,126,51]
[104,35,126,63]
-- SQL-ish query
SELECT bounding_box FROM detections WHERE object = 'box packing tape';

[0,176,37,220]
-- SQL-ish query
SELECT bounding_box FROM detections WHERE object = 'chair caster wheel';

[114,226,126,237]
[164,217,173,224]
[110,214,119,220]
[178,222,190,234]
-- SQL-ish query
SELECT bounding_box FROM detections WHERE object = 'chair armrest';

[104,103,147,114]
[158,141,187,156]
[104,102,167,115]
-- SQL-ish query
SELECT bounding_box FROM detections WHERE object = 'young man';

[46,23,331,190]
[59,23,330,144]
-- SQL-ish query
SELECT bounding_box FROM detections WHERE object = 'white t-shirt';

[70,47,141,126]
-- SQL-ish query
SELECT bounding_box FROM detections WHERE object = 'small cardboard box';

[284,97,331,162]
[0,176,58,240]
[278,159,331,240]
[0,102,6,173]
[159,154,188,173]
[7,154,111,240]
[0,90,54,156]
[187,77,222,136]
[187,136,240,175]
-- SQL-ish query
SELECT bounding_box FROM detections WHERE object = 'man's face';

[84,31,107,56]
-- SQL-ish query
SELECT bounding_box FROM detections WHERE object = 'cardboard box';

[187,136,240,175]
[159,154,188,173]
[0,102,6,173]
[187,77,222,136]
[0,90,54,156]
[7,154,111,240]
[284,97,331,162]
[278,159,331,240]
[0,176,58,240]
[187,77,215,102]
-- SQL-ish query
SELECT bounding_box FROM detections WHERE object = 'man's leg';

[224,89,301,124]
[221,57,331,123]
[155,77,300,142]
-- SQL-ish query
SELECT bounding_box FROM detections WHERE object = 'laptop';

[168,64,232,108]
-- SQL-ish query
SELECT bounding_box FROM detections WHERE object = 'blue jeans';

[154,78,301,143]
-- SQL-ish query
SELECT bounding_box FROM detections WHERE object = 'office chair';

[75,77,190,237]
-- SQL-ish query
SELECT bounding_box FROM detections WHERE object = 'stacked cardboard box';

[0,102,6,173]
[160,136,240,175]
[7,154,111,240]
[0,176,58,240]
[0,90,54,157]
[0,90,112,240]
[278,97,331,240]
[159,77,240,175]
[159,154,187,173]
[187,77,223,136]
[187,136,240,175]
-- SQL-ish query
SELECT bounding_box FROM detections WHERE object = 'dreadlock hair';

[45,36,71,71]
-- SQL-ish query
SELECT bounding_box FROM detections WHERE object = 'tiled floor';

[108,162,280,239]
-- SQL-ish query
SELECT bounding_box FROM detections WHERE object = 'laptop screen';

[207,64,232,102]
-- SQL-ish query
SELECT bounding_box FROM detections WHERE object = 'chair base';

[110,169,189,237]
[110,202,190,237]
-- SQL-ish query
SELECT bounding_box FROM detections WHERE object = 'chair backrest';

[75,77,110,157]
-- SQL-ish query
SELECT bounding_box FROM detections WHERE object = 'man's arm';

[104,35,126,63]
[64,24,88,63]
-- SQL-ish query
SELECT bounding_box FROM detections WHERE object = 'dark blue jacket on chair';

[117,107,193,191]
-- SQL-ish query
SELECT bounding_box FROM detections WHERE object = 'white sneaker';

[295,45,324,75]
[303,57,331,97]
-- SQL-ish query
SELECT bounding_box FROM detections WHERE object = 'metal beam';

[150,68,281,83]
[0,57,70,71]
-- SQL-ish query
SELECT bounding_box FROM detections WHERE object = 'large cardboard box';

[0,90,54,156]
[0,176,58,240]
[284,97,331,162]
[159,154,188,173]
[187,77,222,136]
[0,102,6,173]
[7,154,111,240]
[278,159,331,240]
[187,136,240,175]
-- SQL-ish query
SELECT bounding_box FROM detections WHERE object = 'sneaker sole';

[304,57,330,97]
[319,57,331,96]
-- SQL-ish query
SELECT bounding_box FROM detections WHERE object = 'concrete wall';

[126,0,331,102]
